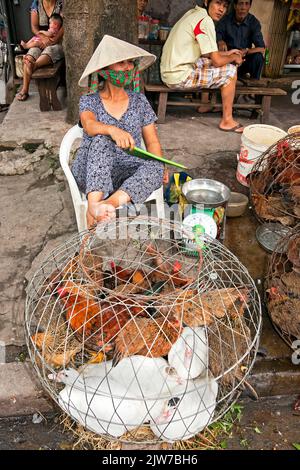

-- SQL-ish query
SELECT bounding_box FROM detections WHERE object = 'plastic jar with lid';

[148,19,160,40]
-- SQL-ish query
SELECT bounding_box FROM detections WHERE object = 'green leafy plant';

[210,403,243,435]
[220,440,228,449]
[240,438,249,449]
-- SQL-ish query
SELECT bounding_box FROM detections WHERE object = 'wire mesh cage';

[25,217,262,443]
[249,132,300,227]
[265,223,300,348]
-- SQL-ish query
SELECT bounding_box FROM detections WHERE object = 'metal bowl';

[256,223,290,254]
[182,179,231,208]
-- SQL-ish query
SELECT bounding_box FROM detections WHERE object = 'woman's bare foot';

[89,201,116,224]
[20,40,28,49]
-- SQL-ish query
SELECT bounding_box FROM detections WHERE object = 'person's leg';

[16,55,35,99]
[105,190,131,208]
[179,59,242,128]
[219,72,243,132]
[87,191,116,227]
[237,59,248,80]
[118,160,164,204]
[242,53,264,80]
[99,159,163,219]
[197,91,212,113]
[17,48,50,100]
[34,53,52,69]
[84,135,116,225]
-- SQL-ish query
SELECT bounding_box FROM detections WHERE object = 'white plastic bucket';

[288,125,300,135]
[236,124,287,186]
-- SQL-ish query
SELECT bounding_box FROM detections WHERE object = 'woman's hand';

[108,126,135,150]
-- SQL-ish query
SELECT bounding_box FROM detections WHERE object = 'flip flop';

[16,92,29,102]
[219,123,244,133]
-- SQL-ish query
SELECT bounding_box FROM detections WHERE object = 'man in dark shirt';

[216,0,265,79]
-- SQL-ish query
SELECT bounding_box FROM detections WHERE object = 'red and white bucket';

[236,124,287,186]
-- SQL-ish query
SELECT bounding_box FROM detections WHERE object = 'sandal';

[16,92,29,102]
[219,123,244,133]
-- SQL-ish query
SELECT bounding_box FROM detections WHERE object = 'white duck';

[168,327,208,380]
[110,356,187,422]
[49,363,146,437]
[150,373,218,442]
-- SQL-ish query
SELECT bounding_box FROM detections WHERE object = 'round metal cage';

[249,132,300,227]
[265,223,300,348]
[25,217,262,443]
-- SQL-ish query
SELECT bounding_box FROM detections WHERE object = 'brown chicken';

[281,185,300,205]
[97,296,147,348]
[57,286,147,351]
[45,255,81,294]
[80,249,103,287]
[267,286,300,339]
[287,237,300,273]
[167,287,249,327]
[113,316,182,365]
[110,262,150,293]
[269,273,300,299]
[280,272,300,297]
[57,286,102,347]
[208,316,252,388]
[146,244,194,288]
[277,168,300,186]
[250,171,269,194]
[252,193,295,226]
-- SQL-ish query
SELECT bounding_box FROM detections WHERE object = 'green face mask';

[87,65,141,94]
[98,68,135,87]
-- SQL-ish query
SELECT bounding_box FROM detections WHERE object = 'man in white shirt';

[161,0,244,133]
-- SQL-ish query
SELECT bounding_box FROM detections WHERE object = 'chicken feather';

[113,316,182,365]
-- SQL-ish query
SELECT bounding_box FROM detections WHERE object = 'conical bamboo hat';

[78,35,156,87]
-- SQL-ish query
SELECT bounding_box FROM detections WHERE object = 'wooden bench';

[144,83,287,124]
[32,60,64,111]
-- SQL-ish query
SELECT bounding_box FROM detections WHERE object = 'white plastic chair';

[59,124,165,232]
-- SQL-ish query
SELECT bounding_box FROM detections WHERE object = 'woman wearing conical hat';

[72,35,164,226]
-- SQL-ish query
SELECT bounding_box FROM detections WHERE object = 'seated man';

[216,0,265,80]
[160,0,244,133]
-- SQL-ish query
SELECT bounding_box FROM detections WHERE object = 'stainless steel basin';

[182,179,231,208]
